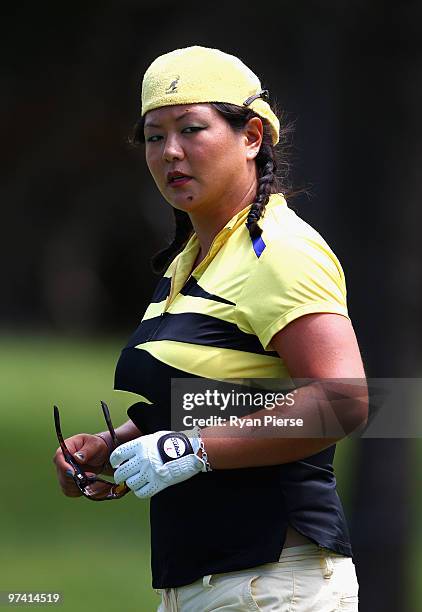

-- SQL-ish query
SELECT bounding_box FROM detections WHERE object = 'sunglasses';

[54,401,130,501]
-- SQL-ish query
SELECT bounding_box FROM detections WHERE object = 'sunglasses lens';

[82,478,129,501]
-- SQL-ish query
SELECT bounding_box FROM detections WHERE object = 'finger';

[113,455,143,485]
[57,456,78,474]
[54,445,86,497]
[53,441,89,498]
[61,485,83,498]
[61,480,82,497]
[125,470,149,491]
[57,469,82,497]
[53,448,80,484]
[58,435,87,458]
[133,480,163,499]
[60,469,96,497]
[68,436,107,466]
[52,434,106,468]
[53,446,74,470]
[110,439,139,468]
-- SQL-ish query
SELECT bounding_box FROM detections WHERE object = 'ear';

[244,117,263,160]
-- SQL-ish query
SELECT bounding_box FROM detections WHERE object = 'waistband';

[209,543,347,577]
[280,543,323,557]
[157,543,350,610]
[279,543,345,561]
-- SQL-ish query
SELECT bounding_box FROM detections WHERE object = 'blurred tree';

[334,2,422,611]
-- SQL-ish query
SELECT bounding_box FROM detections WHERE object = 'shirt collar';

[165,193,286,307]
[186,192,286,250]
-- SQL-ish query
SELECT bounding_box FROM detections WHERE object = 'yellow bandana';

[141,45,280,145]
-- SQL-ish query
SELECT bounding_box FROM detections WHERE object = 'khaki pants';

[156,544,359,611]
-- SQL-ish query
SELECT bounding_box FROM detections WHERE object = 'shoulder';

[256,194,346,282]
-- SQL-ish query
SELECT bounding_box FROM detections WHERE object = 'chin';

[166,193,203,214]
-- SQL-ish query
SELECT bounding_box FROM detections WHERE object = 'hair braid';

[246,137,276,239]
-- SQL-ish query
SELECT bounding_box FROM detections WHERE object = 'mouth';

[167,172,193,186]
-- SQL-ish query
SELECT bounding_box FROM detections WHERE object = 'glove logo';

[163,436,186,459]
[157,432,194,464]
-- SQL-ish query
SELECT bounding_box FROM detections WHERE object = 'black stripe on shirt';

[180,276,236,305]
[115,348,280,433]
[151,277,172,303]
[124,312,278,357]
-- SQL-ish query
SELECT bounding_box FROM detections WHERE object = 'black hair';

[130,102,304,274]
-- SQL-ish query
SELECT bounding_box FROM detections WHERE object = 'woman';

[54,45,368,611]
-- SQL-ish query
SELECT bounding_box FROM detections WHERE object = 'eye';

[182,126,205,134]
[145,135,163,143]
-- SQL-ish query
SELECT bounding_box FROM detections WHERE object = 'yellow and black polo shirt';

[115,192,349,401]
[114,193,353,589]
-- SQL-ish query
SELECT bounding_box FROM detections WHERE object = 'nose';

[162,133,184,162]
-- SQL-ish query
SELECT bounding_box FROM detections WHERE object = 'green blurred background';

[0,336,160,611]
[1,336,421,611]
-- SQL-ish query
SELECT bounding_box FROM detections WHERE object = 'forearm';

[200,380,368,469]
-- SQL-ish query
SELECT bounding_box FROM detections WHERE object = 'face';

[143,103,262,215]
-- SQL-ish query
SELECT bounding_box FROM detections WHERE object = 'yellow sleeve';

[235,234,350,351]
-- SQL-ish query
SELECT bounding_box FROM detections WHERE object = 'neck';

[189,180,258,262]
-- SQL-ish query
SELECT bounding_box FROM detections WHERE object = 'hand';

[110,430,206,499]
[53,433,110,497]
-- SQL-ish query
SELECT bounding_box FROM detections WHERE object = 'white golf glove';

[110,430,208,498]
